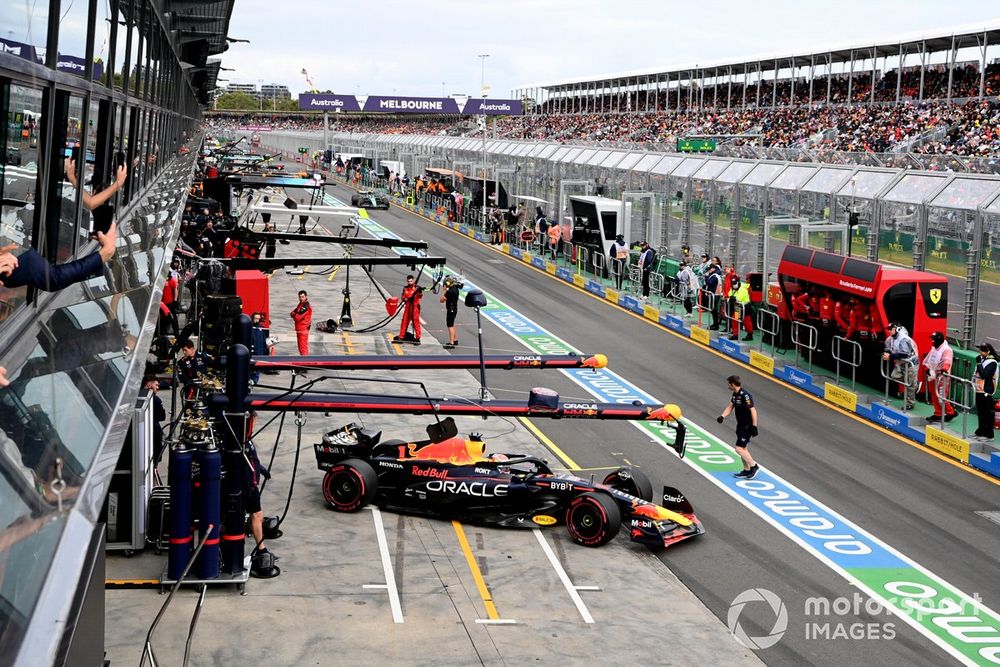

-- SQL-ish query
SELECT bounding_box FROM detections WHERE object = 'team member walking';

[441,276,460,348]
[290,290,312,355]
[718,375,760,479]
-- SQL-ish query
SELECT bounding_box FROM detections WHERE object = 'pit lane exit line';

[345,200,1000,666]
[369,507,404,623]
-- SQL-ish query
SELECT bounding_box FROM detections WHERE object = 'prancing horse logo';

[929,288,942,304]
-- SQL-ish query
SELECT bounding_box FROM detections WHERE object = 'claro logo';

[426,480,508,497]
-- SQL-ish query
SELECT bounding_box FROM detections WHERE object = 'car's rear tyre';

[565,492,620,547]
[322,459,378,512]
[602,467,653,502]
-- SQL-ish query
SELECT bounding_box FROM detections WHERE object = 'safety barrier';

[628,264,643,294]
[756,308,781,352]
[696,289,718,329]
[609,256,627,290]
[576,245,589,276]
[650,273,666,303]
[791,320,819,372]
[721,301,748,340]
[831,335,863,391]
[880,355,919,412]
[937,371,975,438]
[591,251,607,280]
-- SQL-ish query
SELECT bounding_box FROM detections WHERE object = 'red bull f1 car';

[313,419,703,548]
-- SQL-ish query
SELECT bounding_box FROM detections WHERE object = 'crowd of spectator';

[536,64,1000,114]
[207,113,460,135]
[485,98,1000,157]
[205,65,1000,160]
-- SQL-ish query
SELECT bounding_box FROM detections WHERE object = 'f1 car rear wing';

[251,353,608,372]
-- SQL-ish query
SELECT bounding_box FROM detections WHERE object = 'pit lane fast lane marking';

[386,190,1000,488]
[347,201,1000,665]
[518,419,598,624]
[519,417,581,470]
[451,520,516,624]
[365,507,404,623]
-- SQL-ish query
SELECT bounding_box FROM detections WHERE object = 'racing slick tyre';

[322,459,378,512]
[602,467,653,502]
[565,492,621,547]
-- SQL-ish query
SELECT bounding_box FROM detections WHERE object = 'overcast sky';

[222,0,999,99]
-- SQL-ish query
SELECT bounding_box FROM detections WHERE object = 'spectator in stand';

[290,290,312,355]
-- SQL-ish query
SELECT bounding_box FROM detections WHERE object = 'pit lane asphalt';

[340,188,1000,666]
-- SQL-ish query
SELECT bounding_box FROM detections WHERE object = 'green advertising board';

[677,138,717,153]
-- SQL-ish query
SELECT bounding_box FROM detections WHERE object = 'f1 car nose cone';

[648,404,683,422]
[582,354,608,369]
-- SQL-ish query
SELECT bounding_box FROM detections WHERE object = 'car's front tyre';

[565,492,620,547]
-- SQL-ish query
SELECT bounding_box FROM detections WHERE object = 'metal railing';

[938,371,975,438]
[880,355,919,412]
[831,335,863,390]
[591,250,607,280]
[757,308,781,352]
[576,245,589,276]
[791,320,819,372]
[608,255,627,290]
[696,289,718,329]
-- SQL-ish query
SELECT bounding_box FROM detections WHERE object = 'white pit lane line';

[367,507,404,623]
[533,529,595,624]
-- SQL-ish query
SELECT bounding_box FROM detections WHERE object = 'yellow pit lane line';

[451,520,515,624]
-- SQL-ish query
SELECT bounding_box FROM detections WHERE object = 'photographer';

[393,275,424,345]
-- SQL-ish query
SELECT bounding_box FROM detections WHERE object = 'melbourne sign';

[298,93,522,115]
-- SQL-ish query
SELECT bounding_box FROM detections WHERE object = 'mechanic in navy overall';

[440,276,460,349]
[718,375,759,479]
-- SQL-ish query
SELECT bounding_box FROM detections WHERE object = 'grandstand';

[514,22,1000,111]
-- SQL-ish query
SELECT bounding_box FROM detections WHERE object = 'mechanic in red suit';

[290,290,312,355]
[394,274,424,344]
